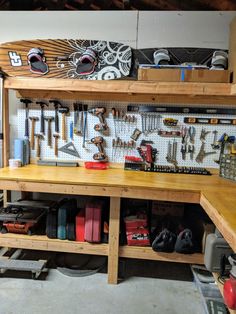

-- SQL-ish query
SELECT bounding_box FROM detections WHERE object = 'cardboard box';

[138,68,230,83]
[229,16,236,83]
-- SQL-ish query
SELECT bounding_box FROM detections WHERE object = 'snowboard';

[0,39,132,80]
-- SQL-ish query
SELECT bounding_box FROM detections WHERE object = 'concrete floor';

[0,254,204,314]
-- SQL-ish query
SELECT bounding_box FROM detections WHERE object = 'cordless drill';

[90,136,108,161]
[88,107,108,132]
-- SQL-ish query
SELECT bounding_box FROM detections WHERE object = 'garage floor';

[0,252,204,314]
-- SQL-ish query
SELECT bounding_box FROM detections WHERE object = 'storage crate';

[219,154,236,182]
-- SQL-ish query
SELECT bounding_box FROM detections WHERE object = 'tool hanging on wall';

[73,103,83,136]
[20,98,32,138]
[58,142,80,158]
[166,140,178,166]
[87,136,108,161]
[35,134,44,158]
[49,100,61,133]
[44,116,54,147]
[88,107,108,133]
[195,142,216,163]
[59,104,69,141]
[141,112,161,135]
[211,130,220,149]
[36,101,48,135]
[184,117,236,125]
[53,134,60,157]
[29,116,39,150]
[82,104,88,148]
[137,140,157,170]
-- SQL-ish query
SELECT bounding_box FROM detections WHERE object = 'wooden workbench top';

[0,165,235,251]
[0,165,234,191]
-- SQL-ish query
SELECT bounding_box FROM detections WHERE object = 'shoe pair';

[152,228,194,254]
[27,47,97,76]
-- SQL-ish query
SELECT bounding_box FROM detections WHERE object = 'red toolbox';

[75,209,85,242]
[124,214,150,246]
[84,202,102,243]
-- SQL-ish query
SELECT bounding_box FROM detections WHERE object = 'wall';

[0,10,235,160]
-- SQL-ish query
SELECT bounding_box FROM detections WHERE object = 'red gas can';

[224,275,236,310]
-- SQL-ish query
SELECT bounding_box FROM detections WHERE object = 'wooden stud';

[108,197,120,284]
[3,88,9,167]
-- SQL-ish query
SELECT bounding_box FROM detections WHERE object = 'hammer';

[29,116,39,150]
[49,100,61,133]
[36,101,48,135]
[53,134,60,157]
[20,98,32,138]
[35,134,44,158]
[45,116,54,147]
[59,105,69,141]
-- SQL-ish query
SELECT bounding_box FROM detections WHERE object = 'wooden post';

[107,196,120,284]
[3,88,9,167]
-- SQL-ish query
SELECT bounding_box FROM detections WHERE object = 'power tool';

[88,107,108,132]
[89,136,108,161]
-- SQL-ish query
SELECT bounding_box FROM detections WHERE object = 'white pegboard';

[16,100,236,168]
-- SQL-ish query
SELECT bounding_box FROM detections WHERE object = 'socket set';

[144,165,211,175]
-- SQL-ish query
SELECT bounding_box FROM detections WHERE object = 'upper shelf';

[4,77,236,104]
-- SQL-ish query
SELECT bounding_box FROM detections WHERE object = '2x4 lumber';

[0,234,108,255]
[16,89,236,105]
[119,246,204,264]
[107,197,121,284]
[4,77,231,96]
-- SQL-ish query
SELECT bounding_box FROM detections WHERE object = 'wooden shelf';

[0,233,108,256]
[4,77,236,104]
[119,245,204,264]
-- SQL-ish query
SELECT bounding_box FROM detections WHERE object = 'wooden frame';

[1,79,236,286]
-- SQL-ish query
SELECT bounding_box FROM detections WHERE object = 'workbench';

[0,165,235,284]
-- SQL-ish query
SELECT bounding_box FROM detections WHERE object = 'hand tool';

[73,103,82,135]
[211,130,220,149]
[111,108,117,137]
[20,99,32,138]
[200,128,210,142]
[195,142,216,163]
[82,104,88,148]
[58,142,80,158]
[49,100,61,133]
[127,105,236,116]
[70,121,73,141]
[181,126,188,144]
[87,136,108,161]
[172,140,178,166]
[36,101,48,135]
[35,134,44,158]
[44,116,54,147]
[120,110,125,132]
[188,126,196,144]
[53,134,60,157]
[116,110,120,134]
[188,145,195,160]
[181,144,187,160]
[58,104,69,141]
[29,116,39,150]
[130,128,141,141]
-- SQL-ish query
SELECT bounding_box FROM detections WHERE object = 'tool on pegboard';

[166,140,178,166]
[59,104,69,141]
[36,101,48,135]
[88,107,108,133]
[137,140,157,170]
[35,134,44,158]
[45,116,54,147]
[73,103,83,136]
[49,100,61,133]
[20,98,32,138]
[58,142,80,158]
[87,136,108,161]
[195,142,216,163]
[53,134,60,157]
[29,116,39,150]
[82,104,88,148]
